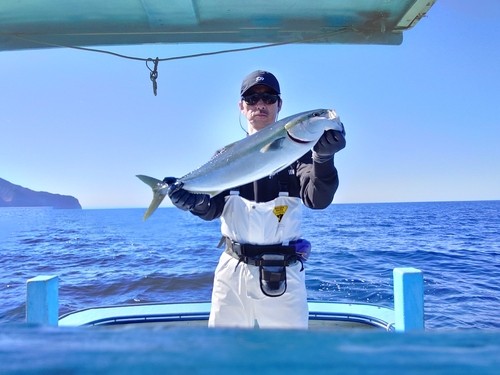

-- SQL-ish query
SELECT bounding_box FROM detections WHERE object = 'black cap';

[240,70,280,96]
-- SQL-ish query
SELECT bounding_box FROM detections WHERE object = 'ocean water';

[1,200,499,329]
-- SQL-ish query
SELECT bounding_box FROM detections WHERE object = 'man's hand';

[312,130,346,163]
[167,181,209,212]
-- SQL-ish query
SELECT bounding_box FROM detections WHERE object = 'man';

[168,70,345,329]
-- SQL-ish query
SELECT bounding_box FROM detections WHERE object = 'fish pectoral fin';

[268,164,289,177]
[260,137,286,153]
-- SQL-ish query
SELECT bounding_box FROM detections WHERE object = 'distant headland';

[0,177,82,209]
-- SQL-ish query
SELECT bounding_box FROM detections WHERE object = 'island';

[0,177,82,209]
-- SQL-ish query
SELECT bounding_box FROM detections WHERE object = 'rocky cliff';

[0,177,82,209]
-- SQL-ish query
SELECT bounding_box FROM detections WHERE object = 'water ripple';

[1,202,500,329]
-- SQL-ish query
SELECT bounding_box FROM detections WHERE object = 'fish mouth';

[326,109,337,119]
[286,130,314,144]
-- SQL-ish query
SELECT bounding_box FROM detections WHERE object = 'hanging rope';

[12,28,351,95]
[146,58,159,96]
[12,30,350,62]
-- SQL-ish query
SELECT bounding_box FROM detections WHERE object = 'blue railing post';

[393,267,424,332]
[26,275,59,325]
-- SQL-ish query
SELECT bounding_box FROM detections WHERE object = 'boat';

[1,0,436,51]
[6,4,500,374]
[6,0,434,332]
[7,0,434,331]
[57,300,396,330]
[26,266,424,331]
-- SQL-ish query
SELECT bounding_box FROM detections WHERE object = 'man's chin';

[252,115,271,124]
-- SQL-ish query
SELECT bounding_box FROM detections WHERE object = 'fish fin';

[189,189,222,198]
[136,175,171,220]
[268,164,290,177]
[136,175,163,189]
[260,137,286,153]
[220,140,240,152]
[212,140,241,158]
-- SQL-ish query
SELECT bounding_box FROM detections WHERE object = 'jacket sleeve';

[189,190,228,221]
[296,151,339,209]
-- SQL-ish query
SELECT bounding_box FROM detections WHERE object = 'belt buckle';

[232,241,242,256]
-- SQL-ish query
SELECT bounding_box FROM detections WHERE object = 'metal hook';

[146,57,159,96]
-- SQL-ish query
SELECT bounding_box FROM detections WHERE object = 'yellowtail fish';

[137,109,345,220]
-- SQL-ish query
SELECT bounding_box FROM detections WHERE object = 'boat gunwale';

[58,300,395,330]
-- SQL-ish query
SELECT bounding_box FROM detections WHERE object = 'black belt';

[225,238,298,266]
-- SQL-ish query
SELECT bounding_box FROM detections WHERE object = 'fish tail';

[136,175,171,220]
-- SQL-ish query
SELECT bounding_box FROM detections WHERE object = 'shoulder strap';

[277,166,294,196]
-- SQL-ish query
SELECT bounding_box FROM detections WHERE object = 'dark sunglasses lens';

[262,93,278,104]
[243,93,278,105]
[244,94,260,105]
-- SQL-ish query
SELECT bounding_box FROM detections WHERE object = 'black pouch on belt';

[259,254,287,297]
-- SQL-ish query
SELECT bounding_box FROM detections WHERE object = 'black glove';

[167,180,210,213]
[312,129,346,163]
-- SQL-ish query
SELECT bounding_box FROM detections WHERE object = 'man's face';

[239,85,281,134]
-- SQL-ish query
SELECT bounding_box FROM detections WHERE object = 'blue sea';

[2,200,500,329]
[1,201,500,374]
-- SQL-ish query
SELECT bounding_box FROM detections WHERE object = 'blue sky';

[1,0,499,209]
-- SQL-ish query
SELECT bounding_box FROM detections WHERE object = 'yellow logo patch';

[273,205,288,222]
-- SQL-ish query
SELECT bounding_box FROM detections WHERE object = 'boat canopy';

[0,0,436,52]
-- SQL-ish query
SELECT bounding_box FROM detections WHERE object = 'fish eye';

[312,112,321,117]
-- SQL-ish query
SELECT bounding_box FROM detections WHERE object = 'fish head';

[284,109,344,143]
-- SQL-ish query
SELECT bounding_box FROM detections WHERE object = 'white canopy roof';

[0,0,436,51]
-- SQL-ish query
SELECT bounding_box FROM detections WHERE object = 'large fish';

[137,109,345,220]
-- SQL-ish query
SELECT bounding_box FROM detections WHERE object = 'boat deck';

[58,301,395,330]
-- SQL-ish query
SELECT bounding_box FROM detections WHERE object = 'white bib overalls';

[208,192,309,329]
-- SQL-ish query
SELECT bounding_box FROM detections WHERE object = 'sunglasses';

[242,92,280,105]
